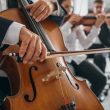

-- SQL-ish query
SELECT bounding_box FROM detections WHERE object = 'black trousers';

[70,60,107,97]
[0,77,10,105]
[88,44,107,72]
[94,54,106,73]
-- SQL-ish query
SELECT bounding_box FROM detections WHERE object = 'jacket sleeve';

[99,23,110,47]
[0,17,13,46]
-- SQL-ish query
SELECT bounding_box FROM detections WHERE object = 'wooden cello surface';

[0,9,104,110]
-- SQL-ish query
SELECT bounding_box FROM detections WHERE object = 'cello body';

[0,9,104,110]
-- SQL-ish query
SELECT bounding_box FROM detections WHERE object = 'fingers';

[31,4,44,18]
[26,0,53,21]
[69,14,81,24]
[26,4,33,10]
[95,14,106,28]
[28,1,41,15]
[39,43,47,62]
[97,13,106,19]
[34,7,49,21]
[98,14,106,20]
[23,35,37,64]
[19,27,47,64]
[19,35,31,58]
[30,37,42,63]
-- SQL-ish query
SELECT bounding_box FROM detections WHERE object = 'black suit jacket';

[99,23,110,47]
[0,0,33,48]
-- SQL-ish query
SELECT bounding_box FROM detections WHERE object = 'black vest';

[8,0,18,8]
[99,23,110,47]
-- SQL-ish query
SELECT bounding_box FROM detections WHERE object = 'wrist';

[19,26,27,42]
[95,21,102,28]
[95,24,101,28]
[68,19,74,25]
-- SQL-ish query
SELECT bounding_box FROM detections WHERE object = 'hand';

[68,14,81,25]
[95,13,106,28]
[19,27,47,64]
[26,0,55,22]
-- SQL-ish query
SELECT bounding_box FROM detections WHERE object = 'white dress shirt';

[60,22,100,64]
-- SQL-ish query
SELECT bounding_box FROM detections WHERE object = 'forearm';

[78,26,100,49]
[60,22,72,37]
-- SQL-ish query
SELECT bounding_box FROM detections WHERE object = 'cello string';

[57,63,75,104]
[19,0,52,51]
[64,70,76,103]
[22,0,69,101]
[52,58,74,105]
[51,58,67,104]
[9,0,76,104]
[61,61,77,104]
[19,1,69,106]
[51,57,73,105]
[18,0,68,107]
[61,64,77,104]
[33,20,55,51]
[43,27,77,104]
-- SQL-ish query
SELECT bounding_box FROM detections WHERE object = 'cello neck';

[18,0,55,52]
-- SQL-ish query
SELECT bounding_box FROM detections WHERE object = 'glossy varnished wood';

[0,9,104,110]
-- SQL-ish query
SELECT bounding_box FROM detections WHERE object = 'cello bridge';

[42,65,67,83]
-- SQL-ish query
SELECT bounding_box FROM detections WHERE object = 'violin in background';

[65,13,110,26]
[80,13,110,26]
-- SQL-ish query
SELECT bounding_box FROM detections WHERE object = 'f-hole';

[24,66,38,102]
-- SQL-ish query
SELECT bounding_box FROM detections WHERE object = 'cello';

[0,0,104,110]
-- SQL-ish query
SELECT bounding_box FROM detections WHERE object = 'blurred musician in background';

[60,0,107,101]
[86,0,110,73]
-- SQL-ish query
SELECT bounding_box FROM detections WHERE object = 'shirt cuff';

[51,0,62,16]
[63,21,73,29]
[2,22,25,45]
[92,26,101,34]
[107,25,110,30]
[55,0,60,16]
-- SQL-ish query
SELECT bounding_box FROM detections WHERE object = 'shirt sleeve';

[76,26,101,49]
[2,22,25,45]
[107,25,110,30]
[60,21,72,37]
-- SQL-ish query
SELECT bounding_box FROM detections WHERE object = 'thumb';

[26,4,33,9]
